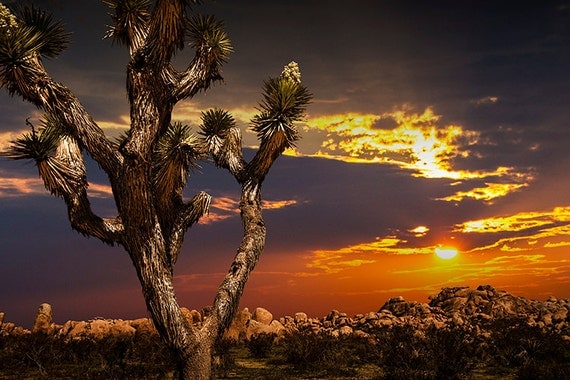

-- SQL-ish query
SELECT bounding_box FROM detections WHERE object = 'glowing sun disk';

[435,246,458,260]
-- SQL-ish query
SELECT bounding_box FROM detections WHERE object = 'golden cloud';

[410,225,429,237]
[303,107,534,202]
[456,206,570,255]
[437,182,529,203]
[173,102,257,128]
[456,206,570,234]
[305,108,473,179]
[87,182,114,198]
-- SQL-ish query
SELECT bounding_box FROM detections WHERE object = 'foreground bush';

[0,332,176,379]
[1,317,569,379]
[274,328,374,377]
[371,323,479,380]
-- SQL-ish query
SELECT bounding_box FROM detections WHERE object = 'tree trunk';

[115,162,211,378]
[124,227,215,379]
[130,245,214,379]
[180,330,215,380]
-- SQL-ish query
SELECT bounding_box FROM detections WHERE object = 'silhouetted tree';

[0,1,310,378]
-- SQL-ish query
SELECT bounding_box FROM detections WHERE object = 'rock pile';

[1,285,568,342]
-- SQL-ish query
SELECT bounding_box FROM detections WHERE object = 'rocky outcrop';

[57,318,137,341]
[1,285,568,342]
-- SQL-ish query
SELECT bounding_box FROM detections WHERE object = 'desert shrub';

[0,333,73,377]
[247,332,276,358]
[212,336,238,375]
[375,324,433,380]
[425,324,479,379]
[484,317,570,379]
[276,329,363,377]
[372,323,479,380]
[0,332,176,379]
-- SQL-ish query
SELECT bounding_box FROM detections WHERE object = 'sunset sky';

[1,0,570,328]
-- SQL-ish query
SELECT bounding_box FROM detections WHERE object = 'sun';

[435,246,458,260]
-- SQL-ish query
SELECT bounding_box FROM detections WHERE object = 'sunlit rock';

[32,303,55,335]
[252,307,273,325]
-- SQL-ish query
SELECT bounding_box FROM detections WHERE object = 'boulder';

[245,319,280,340]
[553,308,568,322]
[338,325,353,335]
[180,307,193,323]
[33,303,55,334]
[224,308,251,341]
[294,312,308,324]
[484,294,532,318]
[59,320,88,340]
[269,320,286,336]
[130,317,157,337]
[189,309,202,324]
[380,296,410,316]
[252,307,273,325]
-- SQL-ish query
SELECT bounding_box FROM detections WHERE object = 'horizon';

[1,0,570,328]
[2,282,560,330]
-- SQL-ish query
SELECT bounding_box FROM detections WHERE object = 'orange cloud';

[306,236,436,274]
[87,182,114,198]
[199,196,298,225]
[0,130,29,151]
[302,107,533,203]
[0,175,45,197]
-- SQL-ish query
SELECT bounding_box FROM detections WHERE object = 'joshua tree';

[0,1,311,378]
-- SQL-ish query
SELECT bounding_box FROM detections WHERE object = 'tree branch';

[3,59,122,176]
[173,14,232,101]
[1,130,124,245]
[146,0,187,66]
[65,190,124,245]
[168,191,212,266]
[103,0,151,55]
[211,184,265,332]
[173,52,222,101]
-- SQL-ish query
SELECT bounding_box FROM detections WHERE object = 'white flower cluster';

[281,61,301,84]
[0,3,18,37]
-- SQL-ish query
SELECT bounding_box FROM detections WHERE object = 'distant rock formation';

[32,303,56,335]
[1,285,568,342]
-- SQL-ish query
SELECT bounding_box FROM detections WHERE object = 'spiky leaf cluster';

[199,108,236,153]
[199,108,243,172]
[2,120,60,162]
[153,122,204,195]
[0,4,69,62]
[103,0,152,46]
[251,62,312,148]
[18,5,70,58]
[1,114,86,197]
[187,15,233,65]
[0,3,70,91]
